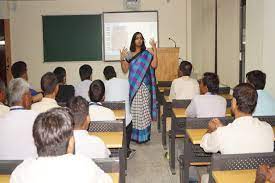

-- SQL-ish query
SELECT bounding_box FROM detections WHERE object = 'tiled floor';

[126,122,181,183]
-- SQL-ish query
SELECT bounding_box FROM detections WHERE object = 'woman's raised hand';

[120,47,128,61]
[149,38,157,50]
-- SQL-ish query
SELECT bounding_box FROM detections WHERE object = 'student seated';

[31,72,60,113]
[255,164,275,183]
[200,83,274,183]
[246,70,275,116]
[0,78,37,159]
[0,80,9,117]
[186,72,226,117]
[53,67,75,106]
[103,66,136,159]
[10,108,112,183]
[11,61,43,103]
[75,64,93,102]
[88,80,116,121]
[68,96,110,158]
[201,83,274,153]
[169,61,199,100]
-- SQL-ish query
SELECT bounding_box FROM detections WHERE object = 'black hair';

[130,32,146,52]
[33,107,74,157]
[40,72,58,95]
[103,66,117,80]
[89,80,105,102]
[79,64,93,81]
[67,96,89,128]
[202,72,220,94]
[11,61,27,78]
[233,83,258,114]
[53,67,66,84]
[179,61,192,76]
[246,70,266,90]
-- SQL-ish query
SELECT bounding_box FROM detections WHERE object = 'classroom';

[0,0,275,183]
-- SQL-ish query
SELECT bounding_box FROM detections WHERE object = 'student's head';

[67,96,90,130]
[0,80,7,104]
[200,72,219,94]
[33,107,75,157]
[89,80,105,102]
[179,61,192,77]
[103,66,117,80]
[40,72,59,97]
[246,70,266,90]
[53,67,66,84]
[130,32,146,52]
[11,61,28,81]
[79,64,93,81]
[232,83,258,116]
[8,78,31,109]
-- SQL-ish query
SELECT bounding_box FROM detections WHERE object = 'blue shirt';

[253,90,275,116]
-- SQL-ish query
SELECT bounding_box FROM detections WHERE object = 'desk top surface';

[113,109,125,120]
[164,94,233,103]
[186,126,275,145]
[0,173,119,183]
[172,108,231,118]
[212,169,260,183]
[89,132,123,148]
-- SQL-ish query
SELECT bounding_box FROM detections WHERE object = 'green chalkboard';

[43,15,102,62]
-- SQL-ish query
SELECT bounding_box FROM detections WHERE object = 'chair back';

[186,117,234,129]
[88,120,123,132]
[101,101,125,110]
[209,152,275,182]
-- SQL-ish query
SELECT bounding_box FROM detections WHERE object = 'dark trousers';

[126,121,133,150]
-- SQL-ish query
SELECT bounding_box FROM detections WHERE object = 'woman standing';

[120,32,158,144]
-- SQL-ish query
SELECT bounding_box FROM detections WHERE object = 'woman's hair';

[130,32,146,52]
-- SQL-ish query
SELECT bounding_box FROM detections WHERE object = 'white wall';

[0,1,9,19]
[9,0,190,89]
[191,0,215,78]
[246,0,275,97]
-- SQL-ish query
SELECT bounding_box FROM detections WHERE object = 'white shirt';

[31,98,60,113]
[75,80,93,102]
[0,102,9,117]
[186,93,227,118]
[200,116,274,154]
[0,106,38,160]
[89,103,116,121]
[169,76,200,100]
[74,130,111,158]
[10,154,112,183]
[104,78,132,126]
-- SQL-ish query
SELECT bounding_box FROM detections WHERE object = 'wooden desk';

[212,169,261,183]
[0,173,119,183]
[187,127,275,145]
[89,132,123,148]
[0,175,9,183]
[159,86,170,93]
[109,173,119,183]
[172,108,231,118]
[186,129,208,144]
[113,109,125,120]
[172,108,187,118]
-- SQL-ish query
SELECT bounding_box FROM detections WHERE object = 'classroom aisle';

[126,122,181,183]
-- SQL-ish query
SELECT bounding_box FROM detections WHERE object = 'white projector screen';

[103,11,159,61]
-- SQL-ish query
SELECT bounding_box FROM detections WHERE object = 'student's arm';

[149,39,158,69]
[185,98,197,117]
[200,128,222,153]
[32,93,43,103]
[169,80,176,100]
